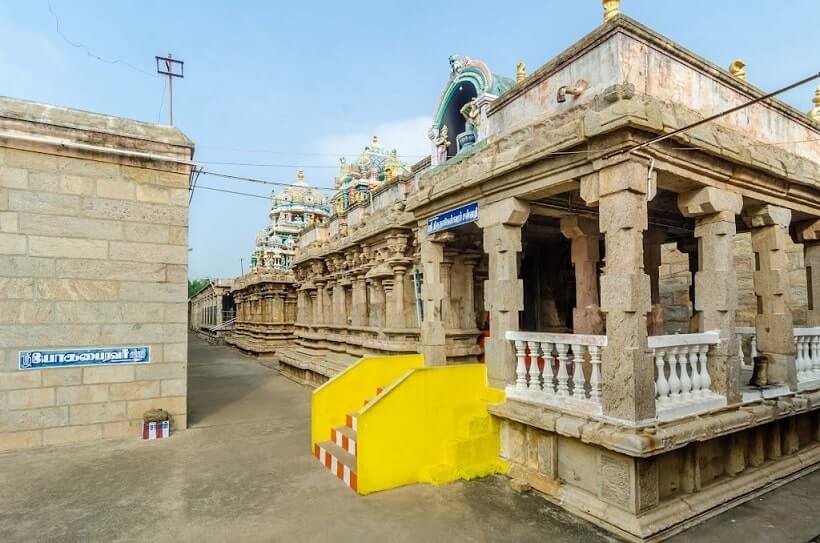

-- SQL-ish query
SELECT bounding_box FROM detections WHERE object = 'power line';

[198,169,337,191]
[198,161,344,169]
[195,144,426,159]
[47,0,159,78]
[194,185,270,200]
[618,71,820,158]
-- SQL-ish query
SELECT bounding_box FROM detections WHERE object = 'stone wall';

[659,233,808,335]
[0,98,193,451]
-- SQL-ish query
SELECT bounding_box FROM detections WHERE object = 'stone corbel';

[580,160,657,208]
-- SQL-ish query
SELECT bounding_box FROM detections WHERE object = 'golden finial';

[297,168,305,182]
[603,0,620,22]
[516,62,526,83]
[371,135,379,146]
[810,86,820,122]
[729,59,746,80]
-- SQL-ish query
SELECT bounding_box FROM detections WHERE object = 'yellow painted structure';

[311,354,423,448]
[357,364,506,494]
[312,354,506,495]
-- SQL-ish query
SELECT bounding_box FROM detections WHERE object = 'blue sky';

[2,1,817,279]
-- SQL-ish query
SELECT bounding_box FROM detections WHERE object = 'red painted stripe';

[142,423,149,439]
[376,387,383,394]
[324,450,332,469]
[341,435,349,450]
[313,443,319,459]
[336,461,344,479]
[350,472,358,492]
[331,428,337,443]
[346,414,352,428]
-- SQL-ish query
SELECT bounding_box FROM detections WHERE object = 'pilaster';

[419,228,450,366]
[560,215,604,334]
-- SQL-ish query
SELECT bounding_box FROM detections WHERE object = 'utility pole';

[155,54,184,125]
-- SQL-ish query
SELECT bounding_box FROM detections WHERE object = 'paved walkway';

[0,334,818,542]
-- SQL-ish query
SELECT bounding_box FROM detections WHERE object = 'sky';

[2,1,818,279]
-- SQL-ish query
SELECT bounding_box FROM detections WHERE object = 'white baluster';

[812,336,820,376]
[737,334,745,368]
[668,347,682,402]
[527,340,541,392]
[794,337,804,377]
[555,343,570,397]
[699,344,712,396]
[689,345,702,397]
[514,340,527,390]
[750,335,757,359]
[655,348,670,404]
[541,342,555,396]
[571,344,587,400]
[678,346,693,401]
[589,345,602,404]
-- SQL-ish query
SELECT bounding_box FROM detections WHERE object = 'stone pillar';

[441,259,455,330]
[272,294,285,322]
[796,220,820,326]
[314,282,325,324]
[644,229,664,336]
[461,256,478,329]
[560,215,604,334]
[369,280,386,328]
[216,295,224,326]
[391,266,407,328]
[477,198,530,388]
[350,276,368,326]
[679,187,743,403]
[581,161,655,423]
[333,282,346,325]
[743,204,796,389]
[419,228,450,366]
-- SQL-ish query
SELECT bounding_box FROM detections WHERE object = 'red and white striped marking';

[331,427,357,456]
[345,414,358,432]
[313,443,358,491]
[142,420,170,440]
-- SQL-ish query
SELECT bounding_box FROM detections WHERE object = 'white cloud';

[318,116,431,163]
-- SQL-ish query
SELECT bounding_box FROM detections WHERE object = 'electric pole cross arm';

[156,54,184,125]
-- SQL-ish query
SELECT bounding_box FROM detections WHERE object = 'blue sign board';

[427,202,479,234]
[19,346,151,371]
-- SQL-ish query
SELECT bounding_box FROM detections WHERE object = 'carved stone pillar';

[679,187,743,402]
[390,266,407,328]
[369,280,386,328]
[441,258,454,330]
[272,293,285,322]
[743,204,796,388]
[351,276,368,326]
[461,256,479,330]
[796,220,820,326]
[419,228,450,366]
[644,229,664,336]
[314,282,325,324]
[581,161,655,423]
[477,198,530,388]
[333,282,346,325]
[560,215,604,334]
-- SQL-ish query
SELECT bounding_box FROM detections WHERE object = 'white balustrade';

[505,331,606,416]
[649,331,725,419]
[793,328,820,388]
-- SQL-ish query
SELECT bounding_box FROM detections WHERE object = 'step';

[345,413,358,431]
[331,425,357,456]
[314,440,358,491]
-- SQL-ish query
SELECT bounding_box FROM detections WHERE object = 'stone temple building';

[250,169,330,272]
[226,170,327,355]
[226,3,820,539]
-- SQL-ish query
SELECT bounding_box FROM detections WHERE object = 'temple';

[221,3,820,540]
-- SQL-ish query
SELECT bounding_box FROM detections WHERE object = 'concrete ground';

[0,334,818,543]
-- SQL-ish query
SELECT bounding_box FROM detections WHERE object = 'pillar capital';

[677,186,742,217]
[794,219,820,242]
[559,215,599,239]
[580,160,656,207]
[742,203,791,228]
[476,197,530,228]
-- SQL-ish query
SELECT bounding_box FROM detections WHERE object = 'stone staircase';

[313,388,382,492]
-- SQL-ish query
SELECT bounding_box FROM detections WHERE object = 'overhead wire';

[47,0,159,78]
